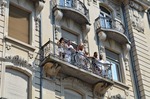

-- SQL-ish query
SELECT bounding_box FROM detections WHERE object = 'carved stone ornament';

[83,24,90,33]
[5,55,32,67]
[0,0,7,16]
[123,43,131,61]
[98,31,107,41]
[129,1,143,12]
[35,16,40,31]
[43,62,61,77]
[93,81,113,97]
[54,10,63,21]
[129,1,145,33]
[35,0,45,31]
[6,42,12,50]
[109,94,126,99]
[28,52,34,59]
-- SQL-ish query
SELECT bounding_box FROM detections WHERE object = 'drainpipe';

[121,3,140,99]
[39,13,43,99]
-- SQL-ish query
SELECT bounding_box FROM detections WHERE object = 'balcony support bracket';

[93,81,113,98]
[43,62,61,77]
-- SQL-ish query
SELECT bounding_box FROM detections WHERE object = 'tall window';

[100,6,112,29]
[106,49,122,82]
[8,4,30,44]
[5,69,29,99]
[65,89,82,99]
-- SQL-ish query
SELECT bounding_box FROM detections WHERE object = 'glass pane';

[65,0,72,7]
[111,62,120,81]
[59,0,64,6]
[100,13,105,28]
[106,16,111,29]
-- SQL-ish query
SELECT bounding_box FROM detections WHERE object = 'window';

[59,0,73,7]
[106,49,122,82]
[100,6,112,29]
[62,29,78,49]
[65,89,82,99]
[8,4,30,44]
[5,69,29,99]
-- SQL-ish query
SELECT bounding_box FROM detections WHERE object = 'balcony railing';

[41,40,112,81]
[51,0,90,24]
[95,16,125,33]
[95,16,130,44]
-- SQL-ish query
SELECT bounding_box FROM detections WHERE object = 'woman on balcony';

[57,37,65,59]
[64,40,75,63]
[92,52,105,76]
[76,43,89,69]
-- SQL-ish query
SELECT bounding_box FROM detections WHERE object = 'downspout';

[39,14,43,99]
[121,3,140,99]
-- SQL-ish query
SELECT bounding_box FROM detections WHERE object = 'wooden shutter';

[8,5,30,44]
[5,69,29,99]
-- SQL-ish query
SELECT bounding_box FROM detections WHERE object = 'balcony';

[51,0,90,25]
[95,16,130,44]
[41,40,113,93]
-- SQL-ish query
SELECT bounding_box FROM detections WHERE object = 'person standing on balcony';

[57,37,65,59]
[92,52,105,76]
[64,40,75,63]
[77,43,89,69]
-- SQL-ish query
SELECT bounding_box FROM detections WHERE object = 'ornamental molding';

[129,0,149,11]
[109,94,126,99]
[0,0,7,16]
[43,62,61,77]
[129,1,145,33]
[4,55,32,67]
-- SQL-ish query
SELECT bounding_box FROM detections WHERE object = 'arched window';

[64,89,83,99]
[5,69,29,99]
[100,6,112,29]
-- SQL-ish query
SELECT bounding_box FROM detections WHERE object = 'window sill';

[5,36,36,52]
[113,80,129,90]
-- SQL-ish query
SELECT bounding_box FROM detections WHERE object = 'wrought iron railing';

[41,40,112,79]
[95,16,125,33]
[51,0,89,20]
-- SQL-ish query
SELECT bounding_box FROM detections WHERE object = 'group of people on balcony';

[57,37,110,77]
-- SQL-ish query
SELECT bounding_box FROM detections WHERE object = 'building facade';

[0,0,150,99]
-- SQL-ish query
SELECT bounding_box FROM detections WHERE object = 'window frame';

[64,89,83,99]
[8,2,33,45]
[105,49,123,82]
[99,6,112,29]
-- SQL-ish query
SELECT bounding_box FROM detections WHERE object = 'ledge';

[114,81,129,90]
[5,36,36,52]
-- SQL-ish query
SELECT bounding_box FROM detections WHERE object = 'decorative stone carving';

[0,0,7,16]
[109,94,125,99]
[5,55,32,67]
[98,31,107,41]
[93,81,113,97]
[6,42,11,50]
[28,52,33,59]
[87,0,91,6]
[83,24,90,33]
[35,0,45,31]
[129,1,144,33]
[129,1,143,12]
[54,10,63,21]
[123,44,131,61]
[43,62,61,77]
[35,16,40,31]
